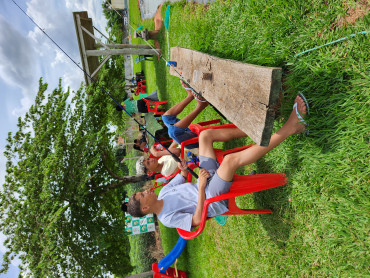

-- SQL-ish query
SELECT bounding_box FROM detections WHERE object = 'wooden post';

[86,48,160,56]
[96,44,153,49]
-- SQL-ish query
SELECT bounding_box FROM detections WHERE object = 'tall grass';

[128,0,369,277]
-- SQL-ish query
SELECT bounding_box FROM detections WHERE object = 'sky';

[0,0,108,276]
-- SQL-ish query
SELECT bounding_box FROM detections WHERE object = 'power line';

[10,0,199,178]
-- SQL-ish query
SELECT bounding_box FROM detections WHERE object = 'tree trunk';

[125,271,154,278]
[121,156,142,162]
[91,174,150,191]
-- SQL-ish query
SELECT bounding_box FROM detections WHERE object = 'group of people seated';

[122,78,309,232]
[119,71,162,116]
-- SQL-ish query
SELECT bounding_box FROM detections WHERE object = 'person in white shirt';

[127,95,308,231]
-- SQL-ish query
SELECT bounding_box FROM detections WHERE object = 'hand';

[177,159,188,171]
[199,168,210,179]
[198,168,210,189]
[150,145,156,154]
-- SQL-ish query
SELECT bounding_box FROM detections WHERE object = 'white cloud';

[62,70,84,92]
[0,15,37,98]
[11,96,34,118]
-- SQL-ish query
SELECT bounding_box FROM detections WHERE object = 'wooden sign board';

[169,47,282,146]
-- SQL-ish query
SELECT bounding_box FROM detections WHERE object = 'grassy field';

[127,0,369,277]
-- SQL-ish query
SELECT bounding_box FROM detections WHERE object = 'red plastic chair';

[177,172,287,239]
[135,87,146,95]
[137,82,146,89]
[143,99,168,115]
[152,263,187,278]
[179,122,237,159]
[175,123,287,239]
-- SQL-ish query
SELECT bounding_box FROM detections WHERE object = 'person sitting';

[117,90,159,116]
[126,95,308,231]
[136,140,181,177]
[139,139,200,177]
[133,132,149,152]
[161,80,208,149]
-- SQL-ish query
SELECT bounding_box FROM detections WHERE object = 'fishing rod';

[110,4,227,120]
[11,0,199,179]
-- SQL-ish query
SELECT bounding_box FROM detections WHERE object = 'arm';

[191,169,210,227]
[150,141,180,157]
[177,160,189,180]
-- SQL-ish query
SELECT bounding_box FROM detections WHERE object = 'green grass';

[127,0,370,277]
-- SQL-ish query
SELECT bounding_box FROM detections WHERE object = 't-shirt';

[158,155,178,177]
[123,99,138,114]
[157,174,228,231]
[157,148,198,177]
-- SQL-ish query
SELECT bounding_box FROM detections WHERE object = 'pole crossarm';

[86,48,160,56]
[73,11,161,86]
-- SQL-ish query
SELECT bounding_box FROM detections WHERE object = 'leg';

[198,128,248,160]
[164,95,194,116]
[163,79,206,117]
[217,95,307,182]
[173,101,208,129]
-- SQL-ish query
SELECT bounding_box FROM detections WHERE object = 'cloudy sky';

[0,0,108,276]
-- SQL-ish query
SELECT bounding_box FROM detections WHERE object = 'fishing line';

[11,0,199,178]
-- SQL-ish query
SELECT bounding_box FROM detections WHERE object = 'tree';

[0,79,150,277]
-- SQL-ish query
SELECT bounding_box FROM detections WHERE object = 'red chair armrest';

[180,138,199,159]
[196,119,220,126]
[176,199,212,240]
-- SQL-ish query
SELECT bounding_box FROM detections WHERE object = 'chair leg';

[226,198,272,215]
[224,209,272,215]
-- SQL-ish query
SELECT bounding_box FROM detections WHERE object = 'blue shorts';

[162,114,199,149]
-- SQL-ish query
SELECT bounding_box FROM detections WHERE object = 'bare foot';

[285,95,307,134]
[192,91,207,102]
[180,80,195,98]
[196,97,209,108]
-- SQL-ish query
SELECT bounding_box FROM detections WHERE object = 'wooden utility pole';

[73,11,161,85]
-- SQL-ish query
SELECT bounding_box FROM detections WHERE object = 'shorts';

[137,99,148,113]
[162,114,199,149]
[199,155,232,216]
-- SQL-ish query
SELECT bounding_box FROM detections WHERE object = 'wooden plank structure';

[169,47,282,146]
[73,11,99,86]
[73,11,160,86]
